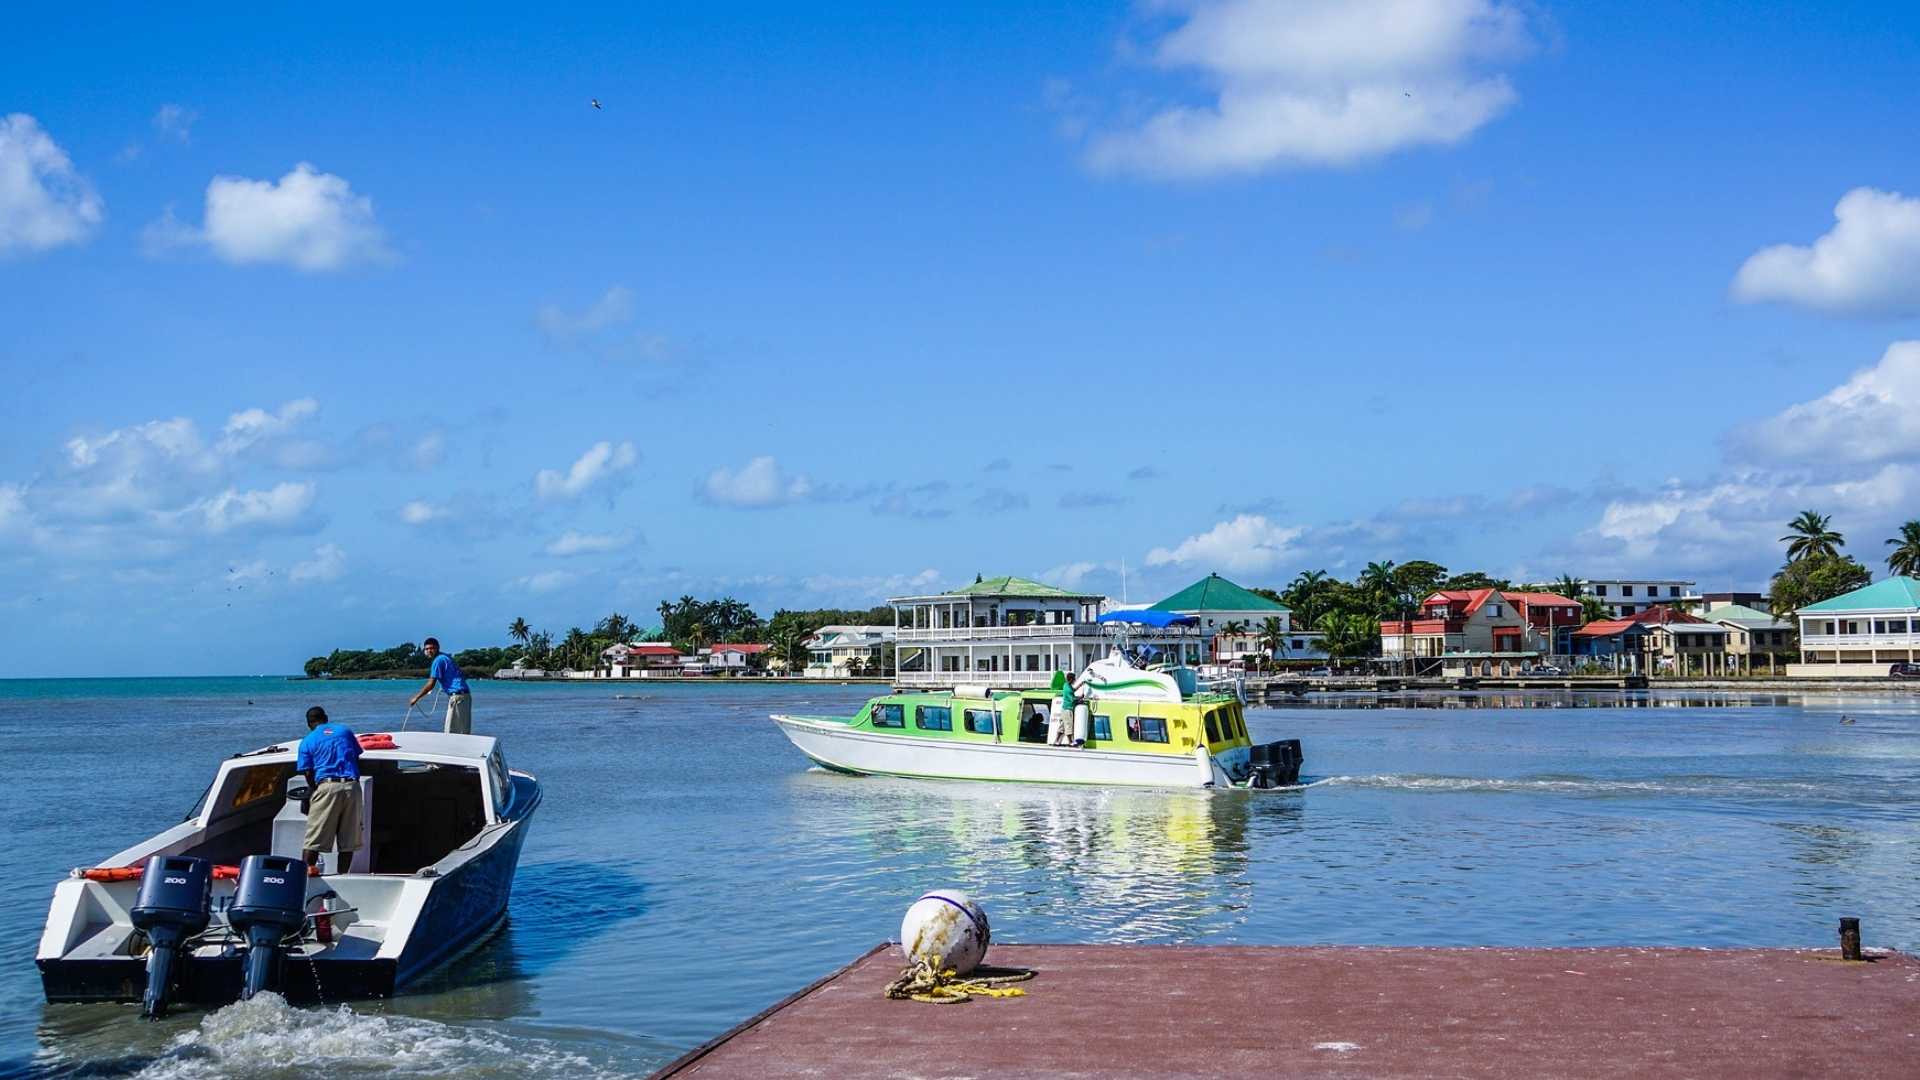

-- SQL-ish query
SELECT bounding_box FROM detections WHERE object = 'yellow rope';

[884,960,1035,1004]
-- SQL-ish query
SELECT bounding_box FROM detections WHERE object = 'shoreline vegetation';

[303,599,894,680]
[300,510,1920,681]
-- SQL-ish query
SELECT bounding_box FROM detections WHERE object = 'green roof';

[1799,576,1920,613]
[1705,603,1785,625]
[1149,573,1288,613]
[954,575,1077,598]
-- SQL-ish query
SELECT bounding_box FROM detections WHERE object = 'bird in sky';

[591,98,602,110]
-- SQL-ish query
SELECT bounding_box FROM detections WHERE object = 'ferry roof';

[243,730,499,764]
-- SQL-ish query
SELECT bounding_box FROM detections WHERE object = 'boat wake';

[1310,773,1837,800]
[126,993,629,1079]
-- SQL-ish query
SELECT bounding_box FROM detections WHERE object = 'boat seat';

[270,776,373,873]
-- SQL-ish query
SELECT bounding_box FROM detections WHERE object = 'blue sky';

[5,2,1920,676]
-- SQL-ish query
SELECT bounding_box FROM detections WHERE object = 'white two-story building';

[1791,577,1920,677]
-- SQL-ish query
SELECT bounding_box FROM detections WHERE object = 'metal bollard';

[1839,917,1862,961]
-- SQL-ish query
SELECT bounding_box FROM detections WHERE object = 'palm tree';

[559,627,591,672]
[773,625,812,674]
[1887,520,1920,577]
[1259,616,1286,656]
[507,617,531,646]
[1360,560,1397,599]
[1318,612,1378,672]
[1579,596,1608,624]
[1781,510,1844,562]
[1220,620,1250,637]
[1550,575,1584,602]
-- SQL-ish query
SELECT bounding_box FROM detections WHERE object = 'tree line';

[303,597,893,677]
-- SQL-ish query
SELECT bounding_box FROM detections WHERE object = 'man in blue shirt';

[295,706,363,872]
[409,637,472,734]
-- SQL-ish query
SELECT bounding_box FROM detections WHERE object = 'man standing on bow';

[409,637,472,734]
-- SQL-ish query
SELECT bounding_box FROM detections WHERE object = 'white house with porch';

[891,575,1202,688]
[1791,577,1920,677]
[803,625,894,677]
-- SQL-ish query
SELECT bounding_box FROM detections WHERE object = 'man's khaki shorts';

[303,778,362,852]
[445,692,472,735]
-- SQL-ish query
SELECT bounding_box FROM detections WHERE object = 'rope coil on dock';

[884,960,1034,1004]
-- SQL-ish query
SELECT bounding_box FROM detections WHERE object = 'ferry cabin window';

[872,704,905,728]
[1129,716,1168,744]
[917,705,953,731]
[1205,714,1220,742]
[964,709,996,735]
[1091,714,1112,742]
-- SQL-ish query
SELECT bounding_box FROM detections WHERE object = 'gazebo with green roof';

[1148,572,1320,662]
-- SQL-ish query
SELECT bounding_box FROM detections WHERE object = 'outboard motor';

[1247,739,1305,788]
[130,855,212,1019]
[227,854,309,999]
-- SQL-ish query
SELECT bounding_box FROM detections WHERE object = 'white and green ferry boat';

[771,650,1303,790]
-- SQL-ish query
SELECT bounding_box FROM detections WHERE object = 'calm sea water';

[2,679,1916,1078]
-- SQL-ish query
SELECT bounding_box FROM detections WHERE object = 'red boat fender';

[85,863,317,882]
[358,733,397,750]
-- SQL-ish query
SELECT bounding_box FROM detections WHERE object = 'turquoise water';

[3,679,1917,1077]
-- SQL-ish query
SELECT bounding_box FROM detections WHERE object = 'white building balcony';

[895,623,1106,643]
[894,670,1052,689]
[1798,633,1918,648]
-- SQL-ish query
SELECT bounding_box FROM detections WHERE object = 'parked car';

[1524,665,1566,677]
[1890,662,1920,679]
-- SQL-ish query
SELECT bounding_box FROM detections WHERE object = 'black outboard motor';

[130,855,212,1019]
[227,854,309,999]
[1247,739,1305,788]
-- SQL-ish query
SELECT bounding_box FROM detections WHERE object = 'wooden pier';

[1241,674,1648,701]
[655,943,1919,1079]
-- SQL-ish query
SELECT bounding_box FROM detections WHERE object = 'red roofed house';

[600,642,684,678]
[1572,605,1725,674]
[1380,588,1580,673]
[705,642,772,674]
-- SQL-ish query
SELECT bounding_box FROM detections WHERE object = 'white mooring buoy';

[900,890,990,975]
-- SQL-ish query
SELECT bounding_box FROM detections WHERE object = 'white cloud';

[1041,561,1102,589]
[1727,341,1920,467]
[535,441,639,501]
[1087,0,1529,178]
[216,398,320,455]
[515,570,576,593]
[1585,465,1920,575]
[150,163,391,270]
[54,418,220,521]
[545,530,634,556]
[800,568,941,598]
[1146,513,1306,573]
[409,432,446,470]
[399,500,444,526]
[1732,188,1920,317]
[701,456,814,508]
[0,483,25,533]
[290,543,346,583]
[189,482,318,533]
[537,286,635,342]
[0,114,104,256]
[153,104,198,144]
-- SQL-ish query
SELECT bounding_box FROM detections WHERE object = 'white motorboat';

[37,731,540,1013]
[772,654,1303,789]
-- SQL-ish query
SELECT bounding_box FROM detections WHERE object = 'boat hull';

[772,715,1240,788]
[38,777,539,1007]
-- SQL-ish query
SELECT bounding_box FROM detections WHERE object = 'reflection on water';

[786,773,1287,941]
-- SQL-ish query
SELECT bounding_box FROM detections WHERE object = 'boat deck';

[654,942,1920,1079]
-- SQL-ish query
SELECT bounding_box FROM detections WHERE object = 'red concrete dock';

[656,943,1920,1079]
